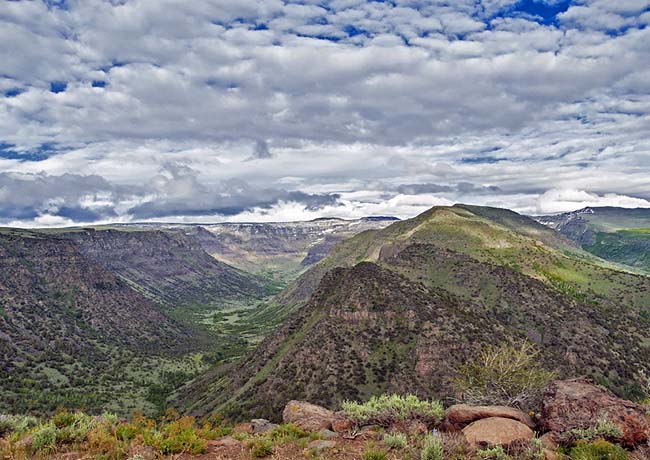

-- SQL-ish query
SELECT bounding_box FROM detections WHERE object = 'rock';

[389,420,428,435]
[445,404,536,430]
[541,378,650,446]
[462,417,534,447]
[543,448,558,460]
[234,422,254,434]
[126,445,156,460]
[251,418,278,434]
[331,413,353,432]
[307,440,337,453]
[539,433,558,451]
[282,400,336,431]
[208,436,242,448]
[318,429,338,439]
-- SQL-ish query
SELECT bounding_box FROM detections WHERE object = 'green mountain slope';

[535,207,650,273]
[176,205,650,420]
[0,231,200,415]
[276,204,641,318]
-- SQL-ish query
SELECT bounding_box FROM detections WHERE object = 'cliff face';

[195,217,398,272]
[65,229,265,307]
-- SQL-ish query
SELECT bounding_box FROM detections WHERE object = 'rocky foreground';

[2,378,650,459]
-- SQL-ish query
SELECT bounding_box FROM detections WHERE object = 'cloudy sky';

[1,0,649,226]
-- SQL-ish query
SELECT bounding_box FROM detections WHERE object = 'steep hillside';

[536,207,650,272]
[63,229,265,310]
[0,230,199,415]
[177,205,650,419]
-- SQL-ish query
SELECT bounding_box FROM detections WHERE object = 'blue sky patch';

[3,88,24,97]
[0,142,62,162]
[50,81,67,93]
[503,0,572,25]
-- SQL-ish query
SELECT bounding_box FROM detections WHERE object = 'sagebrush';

[455,340,556,408]
[342,394,444,427]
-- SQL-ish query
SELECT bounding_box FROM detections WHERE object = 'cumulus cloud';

[536,189,650,214]
[0,0,649,224]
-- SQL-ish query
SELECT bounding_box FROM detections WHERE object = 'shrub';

[441,432,473,460]
[476,445,509,460]
[507,438,545,460]
[115,422,140,442]
[55,412,98,444]
[268,423,308,443]
[421,433,444,460]
[158,416,207,455]
[383,432,408,449]
[52,410,77,428]
[342,394,444,427]
[569,418,623,443]
[0,415,39,435]
[32,424,58,453]
[249,438,274,458]
[455,340,557,408]
[362,445,388,460]
[570,439,629,460]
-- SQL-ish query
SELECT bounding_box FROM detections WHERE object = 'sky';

[1,0,649,226]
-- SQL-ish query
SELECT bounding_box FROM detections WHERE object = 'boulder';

[445,404,536,430]
[318,429,338,439]
[543,448,558,460]
[462,417,534,447]
[234,422,254,434]
[251,418,278,434]
[208,437,242,449]
[541,379,650,446]
[283,400,335,431]
[307,440,337,453]
[539,433,558,451]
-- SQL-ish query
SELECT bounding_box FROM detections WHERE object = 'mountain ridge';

[176,204,650,420]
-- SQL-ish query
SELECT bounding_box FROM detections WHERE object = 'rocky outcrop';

[282,401,337,431]
[541,379,650,446]
[462,417,534,447]
[445,404,535,430]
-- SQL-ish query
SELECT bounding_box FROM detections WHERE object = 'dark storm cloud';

[0,169,340,224]
[0,172,116,220]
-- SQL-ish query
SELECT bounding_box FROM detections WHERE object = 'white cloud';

[537,189,650,214]
[0,0,649,224]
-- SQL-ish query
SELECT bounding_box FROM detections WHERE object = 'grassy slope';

[278,205,646,315]
[537,207,650,273]
[176,205,650,419]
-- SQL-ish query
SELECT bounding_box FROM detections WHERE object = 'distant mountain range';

[534,207,650,273]
[176,205,650,421]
